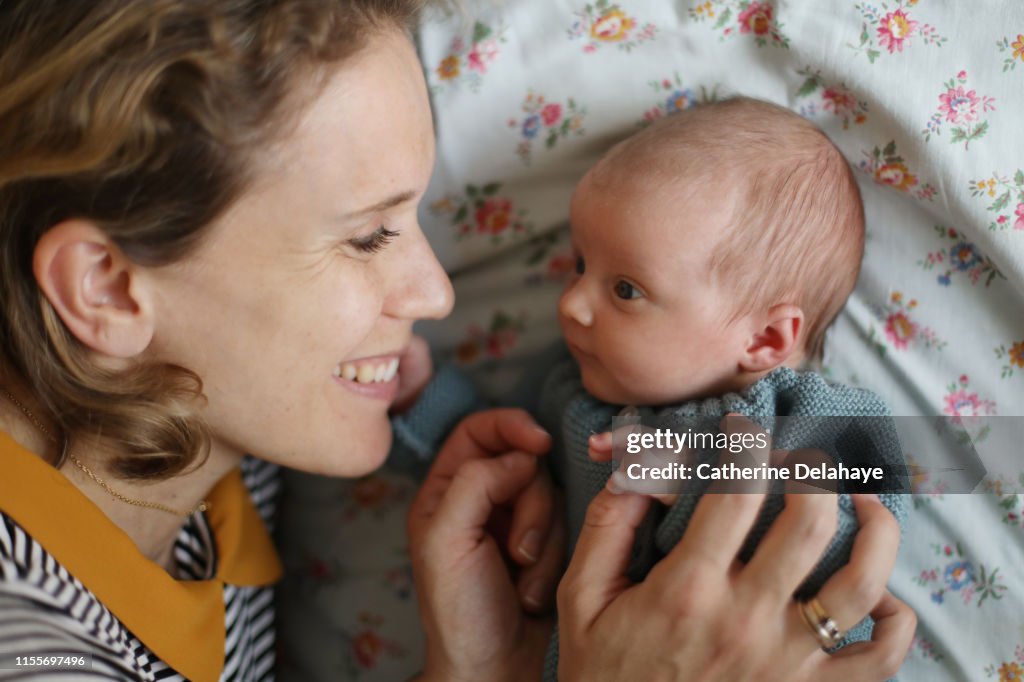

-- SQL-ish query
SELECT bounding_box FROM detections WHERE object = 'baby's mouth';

[332,357,400,384]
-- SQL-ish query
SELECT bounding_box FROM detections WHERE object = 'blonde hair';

[0,0,424,479]
[599,96,864,361]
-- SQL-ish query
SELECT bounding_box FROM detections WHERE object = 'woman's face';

[146,29,453,476]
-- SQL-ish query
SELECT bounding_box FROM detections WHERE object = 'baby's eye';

[613,280,643,300]
[575,255,585,275]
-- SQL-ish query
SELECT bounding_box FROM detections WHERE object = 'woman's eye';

[614,280,643,300]
[350,227,399,253]
[575,255,585,275]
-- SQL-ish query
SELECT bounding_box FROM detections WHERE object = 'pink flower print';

[1015,203,1024,230]
[944,390,984,418]
[822,87,855,116]
[738,2,774,36]
[938,86,981,125]
[541,103,563,127]
[467,38,499,73]
[877,9,917,53]
[643,107,664,123]
[547,252,576,281]
[884,311,917,349]
[475,198,514,235]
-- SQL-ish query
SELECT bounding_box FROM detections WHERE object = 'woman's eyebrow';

[343,190,418,219]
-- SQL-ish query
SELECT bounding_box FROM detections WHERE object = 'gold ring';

[798,597,845,650]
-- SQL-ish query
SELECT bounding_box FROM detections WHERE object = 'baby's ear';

[738,304,803,373]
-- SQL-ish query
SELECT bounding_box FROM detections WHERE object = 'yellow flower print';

[1010,341,1024,369]
[874,161,918,192]
[590,9,635,42]
[1013,34,1024,61]
[436,55,460,81]
[891,291,903,303]
[695,1,715,18]
[999,661,1023,682]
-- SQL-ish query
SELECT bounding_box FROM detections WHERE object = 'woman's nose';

[559,278,593,327]
[387,226,455,321]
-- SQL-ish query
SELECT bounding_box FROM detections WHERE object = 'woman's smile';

[332,353,402,402]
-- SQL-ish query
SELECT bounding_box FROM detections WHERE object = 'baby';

[538,96,907,677]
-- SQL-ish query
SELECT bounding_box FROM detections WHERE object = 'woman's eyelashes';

[613,279,643,300]
[574,255,585,275]
[349,226,400,253]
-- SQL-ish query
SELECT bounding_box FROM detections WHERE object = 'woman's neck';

[0,389,242,575]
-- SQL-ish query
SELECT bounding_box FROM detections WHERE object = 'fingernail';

[589,432,611,447]
[523,577,549,609]
[501,452,527,469]
[518,529,541,563]
[606,471,626,494]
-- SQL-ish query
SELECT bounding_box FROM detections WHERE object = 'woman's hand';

[407,409,565,682]
[557,486,915,681]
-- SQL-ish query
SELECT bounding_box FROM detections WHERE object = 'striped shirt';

[0,434,282,682]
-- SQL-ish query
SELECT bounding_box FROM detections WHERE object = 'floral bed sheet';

[277,2,1024,680]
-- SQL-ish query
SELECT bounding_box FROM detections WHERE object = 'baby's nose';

[559,282,593,327]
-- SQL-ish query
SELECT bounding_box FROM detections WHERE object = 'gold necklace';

[2,388,208,517]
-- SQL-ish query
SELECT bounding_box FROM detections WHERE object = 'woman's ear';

[738,304,803,373]
[33,219,155,358]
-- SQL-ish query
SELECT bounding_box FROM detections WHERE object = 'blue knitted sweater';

[538,358,908,680]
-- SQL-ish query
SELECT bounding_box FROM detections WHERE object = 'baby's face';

[560,168,748,406]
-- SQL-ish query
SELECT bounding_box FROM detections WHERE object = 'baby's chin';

[580,367,658,406]
[579,365,709,407]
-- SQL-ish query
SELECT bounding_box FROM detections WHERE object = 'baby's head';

[560,96,864,406]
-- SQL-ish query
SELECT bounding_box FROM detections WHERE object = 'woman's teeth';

[333,358,399,384]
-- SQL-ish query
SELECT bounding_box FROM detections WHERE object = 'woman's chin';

[283,423,393,478]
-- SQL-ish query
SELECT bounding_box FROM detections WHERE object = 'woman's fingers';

[517,496,566,613]
[437,409,551,476]
[741,491,838,599]
[806,494,901,633]
[419,452,539,555]
[655,416,771,578]
[410,410,552,533]
[819,591,917,681]
[587,431,613,461]
[508,468,555,565]
[558,488,652,626]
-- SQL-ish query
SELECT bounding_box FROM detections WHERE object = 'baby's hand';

[588,411,686,505]
[391,335,432,414]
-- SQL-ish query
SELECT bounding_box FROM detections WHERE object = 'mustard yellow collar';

[0,431,282,682]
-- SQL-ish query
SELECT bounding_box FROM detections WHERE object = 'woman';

[0,1,913,680]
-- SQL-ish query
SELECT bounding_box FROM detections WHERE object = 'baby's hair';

[597,96,864,362]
